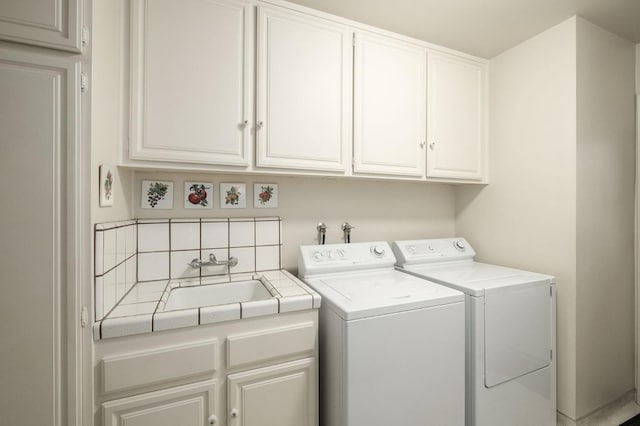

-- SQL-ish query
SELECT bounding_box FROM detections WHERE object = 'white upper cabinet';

[353,31,427,177]
[256,5,352,172]
[0,0,82,52]
[426,51,487,181]
[129,0,251,166]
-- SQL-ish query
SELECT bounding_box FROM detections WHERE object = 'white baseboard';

[557,390,640,426]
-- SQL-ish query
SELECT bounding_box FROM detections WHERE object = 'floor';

[557,392,640,426]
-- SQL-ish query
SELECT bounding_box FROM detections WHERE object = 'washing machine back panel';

[484,283,552,387]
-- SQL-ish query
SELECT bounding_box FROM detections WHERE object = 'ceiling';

[286,0,640,58]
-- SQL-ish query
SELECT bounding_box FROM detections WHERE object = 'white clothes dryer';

[298,242,465,426]
[392,238,556,426]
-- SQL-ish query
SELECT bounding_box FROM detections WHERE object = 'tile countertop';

[93,270,321,340]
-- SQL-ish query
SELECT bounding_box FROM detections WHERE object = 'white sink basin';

[163,280,273,311]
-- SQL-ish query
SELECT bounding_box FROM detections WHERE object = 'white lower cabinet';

[96,312,318,426]
[102,380,218,426]
[227,358,316,426]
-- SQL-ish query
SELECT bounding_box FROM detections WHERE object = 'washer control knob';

[371,246,386,258]
[312,251,323,261]
[453,240,466,251]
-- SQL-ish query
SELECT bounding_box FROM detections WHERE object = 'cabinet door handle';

[208,414,218,424]
[429,141,436,150]
[257,121,264,128]
[230,408,239,418]
[420,141,426,149]
[241,120,248,128]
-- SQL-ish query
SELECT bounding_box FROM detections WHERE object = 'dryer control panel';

[298,241,395,278]
[392,238,476,267]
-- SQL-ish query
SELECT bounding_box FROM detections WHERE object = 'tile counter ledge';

[93,270,321,340]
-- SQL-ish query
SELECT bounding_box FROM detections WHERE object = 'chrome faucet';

[189,253,238,269]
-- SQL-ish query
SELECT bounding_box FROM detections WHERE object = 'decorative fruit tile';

[254,183,278,208]
[184,182,213,209]
[220,183,246,209]
[141,180,173,209]
[99,164,114,207]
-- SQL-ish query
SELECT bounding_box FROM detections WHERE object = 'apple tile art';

[184,182,213,209]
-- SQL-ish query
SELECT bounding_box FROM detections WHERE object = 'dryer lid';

[399,262,554,296]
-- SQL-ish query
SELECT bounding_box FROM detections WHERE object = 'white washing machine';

[298,241,466,426]
[392,238,557,426]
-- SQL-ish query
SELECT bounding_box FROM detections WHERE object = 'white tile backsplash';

[95,217,282,322]
[170,250,201,279]
[200,248,230,277]
[103,228,116,271]
[138,252,170,281]
[201,221,229,248]
[229,221,254,247]
[116,266,127,302]
[95,231,104,276]
[138,223,169,252]
[95,276,104,319]
[116,226,126,264]
[229,247,255,274]
[171,222,200,250]
[126,225,136,257]
[255,220,280,246]
[125,256,137,292]
[256,245,280,271]
[103,269,117,316]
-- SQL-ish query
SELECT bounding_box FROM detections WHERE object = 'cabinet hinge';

[82,26,90,48]
[81,71,88,92]
[80,307,89,328]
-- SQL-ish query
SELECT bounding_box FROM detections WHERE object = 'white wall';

[134,172,456,271]
[456,16,637,421]
[92,0,133,225]
[455,17,579,418]
[575,18,636,417]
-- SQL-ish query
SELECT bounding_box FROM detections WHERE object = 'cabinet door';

[102,380,218,426]
[130,0,251,166]
[0,0,81,52]
[228,358,317,426]
[426,51,487,180]
[0,46,83,426]
[256,6,352,172]
[353,31,426,177]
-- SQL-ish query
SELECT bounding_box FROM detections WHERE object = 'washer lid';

[401,262,554,296]
[302,269,463,320]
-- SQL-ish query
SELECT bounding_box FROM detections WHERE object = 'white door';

[427,51,487,180]
[102,380,218,426]
[129,0,251,166]
[256,6,352,172]
[228,358,317,426]
[0,0,81,52]
[353,31,427,177]
[0,45,84,426]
